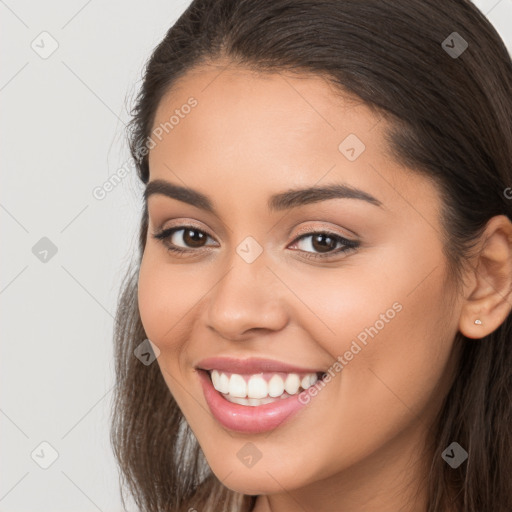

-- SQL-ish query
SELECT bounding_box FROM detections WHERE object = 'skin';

[137,61,512,512]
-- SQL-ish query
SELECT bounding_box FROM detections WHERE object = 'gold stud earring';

[474,319,482,325]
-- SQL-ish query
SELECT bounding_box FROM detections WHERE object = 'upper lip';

[195,356,326,375]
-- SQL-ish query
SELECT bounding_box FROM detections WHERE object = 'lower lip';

[198,370,316,433]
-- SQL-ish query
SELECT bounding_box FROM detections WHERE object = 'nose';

[205,253,289,340]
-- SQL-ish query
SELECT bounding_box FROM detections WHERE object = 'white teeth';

[301,373,318,390]
[211,369,220,389]
[268,374,285,397]
[229,374,247,397]
[211,369,231,394]
[284,374,300,395]
[247,375,268,399]
[224,395,287,406]
[218,372,230,394]
[209,370,322,401]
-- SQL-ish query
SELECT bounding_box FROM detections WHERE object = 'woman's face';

[138,63,462,501]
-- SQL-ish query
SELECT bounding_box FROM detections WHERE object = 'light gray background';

[1,1,511,510]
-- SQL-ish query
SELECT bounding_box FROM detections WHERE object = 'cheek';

[279,258,456,477]
[292,233,452,357]
[137,254,200,403]
[137,255,165,342]
[288,241,456,413]
[137,252,193,346]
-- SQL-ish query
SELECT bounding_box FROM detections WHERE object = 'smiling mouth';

[204,369,328,407]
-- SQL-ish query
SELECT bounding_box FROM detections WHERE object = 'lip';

[195,356,326,375]
[197,369,318,433]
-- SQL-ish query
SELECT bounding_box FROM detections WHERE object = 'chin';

[219,474,286,496]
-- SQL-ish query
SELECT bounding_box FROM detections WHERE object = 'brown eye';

[310,233,339,253]
[180,228,207,248]
[152,225,217,253]
[290,231,360,260]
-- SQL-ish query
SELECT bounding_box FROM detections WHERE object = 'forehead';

[150,64,378,161]
[147,63,439,221]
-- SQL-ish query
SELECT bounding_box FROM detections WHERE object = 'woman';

[110,1,512,510]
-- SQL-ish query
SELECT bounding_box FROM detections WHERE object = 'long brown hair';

[110,1,512,510]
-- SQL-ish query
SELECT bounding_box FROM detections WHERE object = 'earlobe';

[458,215,512,340]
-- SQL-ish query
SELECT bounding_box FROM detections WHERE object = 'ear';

[459,214,512,339]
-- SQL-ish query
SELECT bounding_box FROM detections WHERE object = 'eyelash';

[151,224,359,260]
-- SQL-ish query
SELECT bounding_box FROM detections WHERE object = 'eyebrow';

[144,179,383,214]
